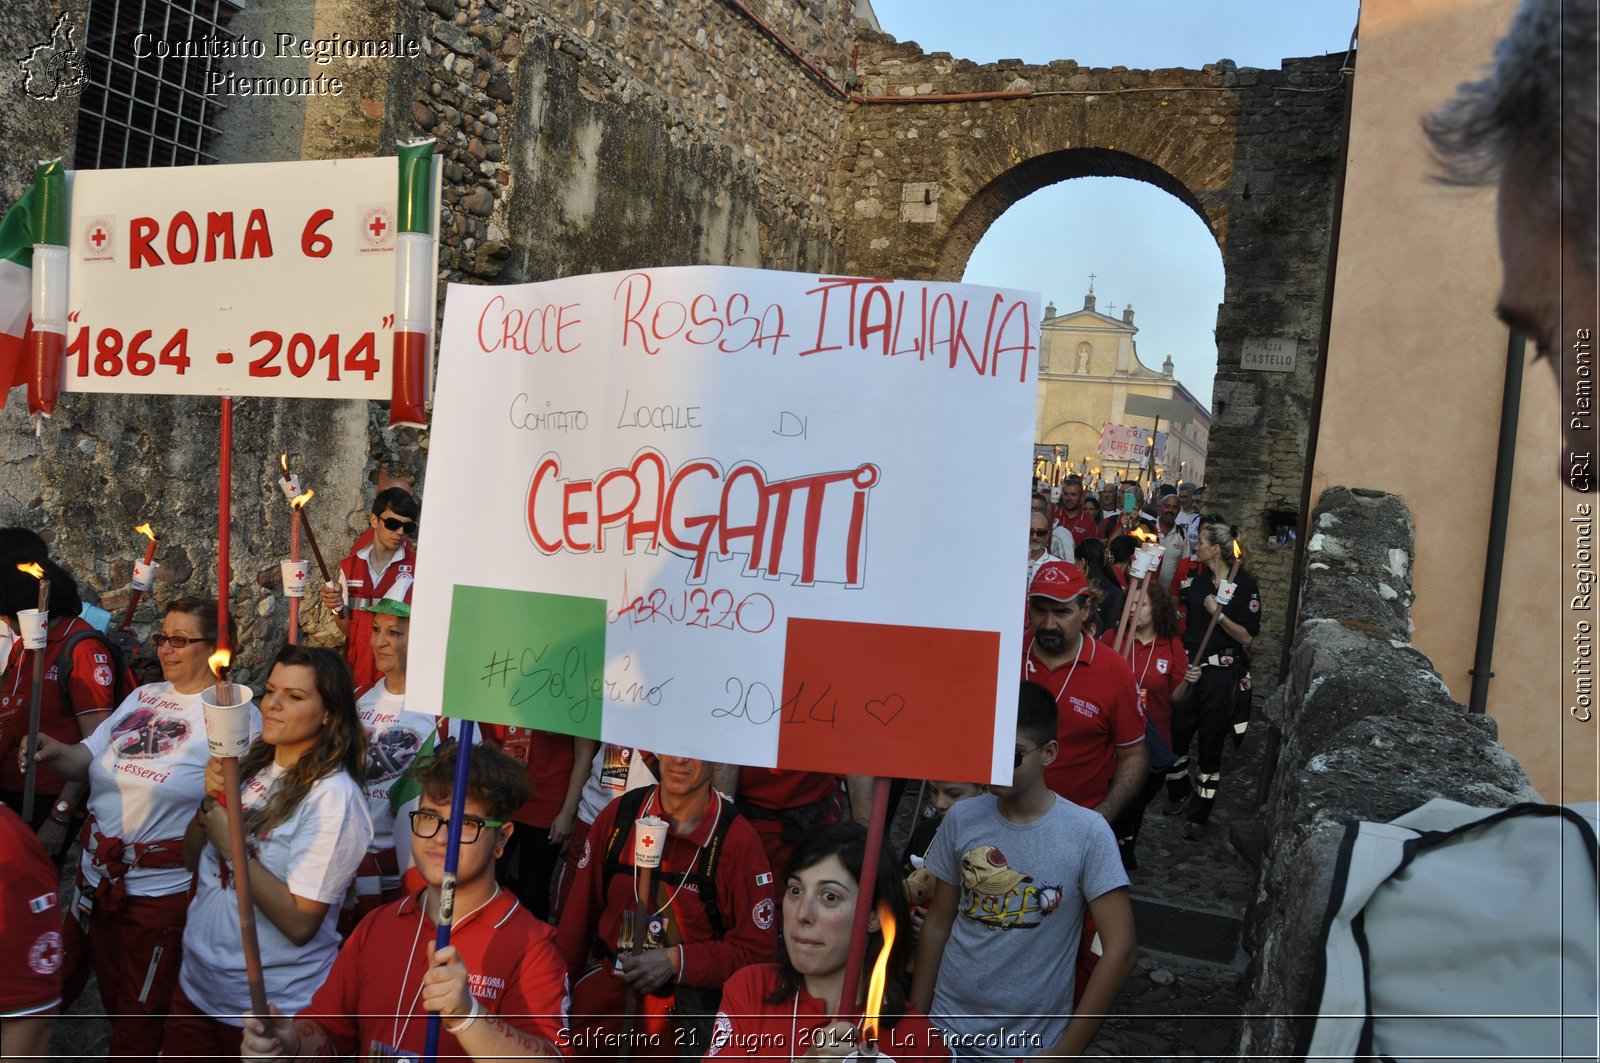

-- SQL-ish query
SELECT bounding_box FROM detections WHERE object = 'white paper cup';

[1216,580,1237,605]
[131,559,158,592]
[278,474,302,500]
[633,815,669,869]
[1130,553,1156,578]
[200,683,255,759]
[280,560,310,597]
[16,608,47,650]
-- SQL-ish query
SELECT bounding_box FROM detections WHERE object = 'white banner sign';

[1099,422,1168,462]
[62,157,439,398]
[409,266,1039,783]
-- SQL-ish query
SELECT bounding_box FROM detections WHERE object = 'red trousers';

[567,964,677,1059]
[551,816,594,925]
[62,889,189,1057]
[160,985,245,1060]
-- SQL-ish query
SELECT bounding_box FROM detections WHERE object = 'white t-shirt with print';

[356,682,441,851]
[178,761,372,1024]
[576,744,658,824]
[81,683,262,899]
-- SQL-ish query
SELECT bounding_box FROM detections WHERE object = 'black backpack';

[601,785,738,936]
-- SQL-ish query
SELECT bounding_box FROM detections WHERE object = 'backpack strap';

[600,788,738,938]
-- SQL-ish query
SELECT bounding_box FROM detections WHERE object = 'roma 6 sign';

[408,267,1039,784]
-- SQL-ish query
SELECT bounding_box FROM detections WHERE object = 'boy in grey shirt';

[911,682,1136,1061]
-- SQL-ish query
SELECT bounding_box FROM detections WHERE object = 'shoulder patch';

[92,663,114,687]
[577,838,591,870]
[752,897,775,930]
[28,930,63,975]
[1249,598,1261,613]
[754,872,772,886]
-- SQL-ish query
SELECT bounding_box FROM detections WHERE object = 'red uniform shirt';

[0,804,63,1015]
[483,724,577,829]
[1054,507,1103,545]
[708,964,950,1063]
[0,616,117,794]
[337,539,418,689]
[1103,633,1187,747]
[301,886,568,1057]
[556,787,777,989]
[1023,632,1145,809]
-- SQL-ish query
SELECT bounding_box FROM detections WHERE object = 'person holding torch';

[241,740,569,1061]
[23,598,252,1057]
[0,558,118,851]
[161,645,372,1058]
[1169,522,1260,839]
[707,822,949,1063]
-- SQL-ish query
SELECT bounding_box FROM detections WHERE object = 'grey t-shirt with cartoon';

[924,792,1128,1061]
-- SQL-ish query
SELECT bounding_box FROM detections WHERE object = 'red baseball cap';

[1028,560,1090,602]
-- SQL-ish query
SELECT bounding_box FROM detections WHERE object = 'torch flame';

[16,562,44,580]
[280,452,289,473]
[1232,540,1242,560]
[1133,527,1155,543]
[208,648,231,678]
[290,487,315,511]
[135,522,156,543]
[861,901,896,1045]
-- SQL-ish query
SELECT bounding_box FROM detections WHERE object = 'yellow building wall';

[1314,0,1592,800]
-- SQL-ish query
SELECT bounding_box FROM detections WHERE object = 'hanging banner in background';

[1099,422,1168,462]
[409,267,1038,784]
[61,157,440,399]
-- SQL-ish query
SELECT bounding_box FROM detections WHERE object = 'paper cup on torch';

[280,560,310,598]
[131,559,159,592]
[278,474,302,500]
[16,608,48,650]
[201,683,254,759]
[1216,580,1237,606]
[633,815,669,869]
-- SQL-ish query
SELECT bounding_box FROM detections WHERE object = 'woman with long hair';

[1075,538,1123,636]
[1171,522,1262,839]
[26,598,247,1057]
[708,821,950,1062]
[162,644,373,1057]
[1101,587,1197,870]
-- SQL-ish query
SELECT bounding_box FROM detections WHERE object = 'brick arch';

[835,36,1349,689]
[934,148,1221,281]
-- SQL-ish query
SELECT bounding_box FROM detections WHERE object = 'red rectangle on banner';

[776,618,998,782]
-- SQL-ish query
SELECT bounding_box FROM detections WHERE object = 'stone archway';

[834,33,1350,685]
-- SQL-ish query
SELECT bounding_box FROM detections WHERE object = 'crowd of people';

[0,466,1262,1061]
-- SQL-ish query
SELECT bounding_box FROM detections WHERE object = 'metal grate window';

[74,0,242,169]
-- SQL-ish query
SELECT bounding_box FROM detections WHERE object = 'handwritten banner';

[408,267,1039,783]
[1099,422,1168,462]
[62,157,440,398]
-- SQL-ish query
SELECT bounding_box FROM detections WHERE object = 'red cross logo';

[641,835,655,849]
[91,227,107,249]
[368,215,388,239]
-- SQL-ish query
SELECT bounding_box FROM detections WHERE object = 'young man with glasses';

[911,681,1134,1062]
[320,487,420,688]
[242,741,568,1061]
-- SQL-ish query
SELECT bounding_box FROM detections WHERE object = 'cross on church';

[1105,302,1119,313]
[1087,272,1096,292]
[369,214,388,239]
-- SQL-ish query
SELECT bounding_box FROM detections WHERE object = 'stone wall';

[833,34,1348,688]
[1238,486,1540,1057]
[0,0,854,683]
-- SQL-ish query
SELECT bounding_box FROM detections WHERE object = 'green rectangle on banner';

[441,584,605,739]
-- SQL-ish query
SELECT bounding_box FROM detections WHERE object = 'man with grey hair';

[1425,0,1597,472]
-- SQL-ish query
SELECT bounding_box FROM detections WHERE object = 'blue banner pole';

[422,720,476,1063]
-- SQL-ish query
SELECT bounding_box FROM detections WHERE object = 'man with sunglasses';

[242,741,568,1061]
[321,487,420,689]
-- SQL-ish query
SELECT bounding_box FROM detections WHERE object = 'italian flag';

[0,184,35,409]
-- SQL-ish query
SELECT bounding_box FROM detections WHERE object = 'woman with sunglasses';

[23,598,251,1057]
[162,644,373,1058]
[709,822,948,1063]
[320,486,419,689]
